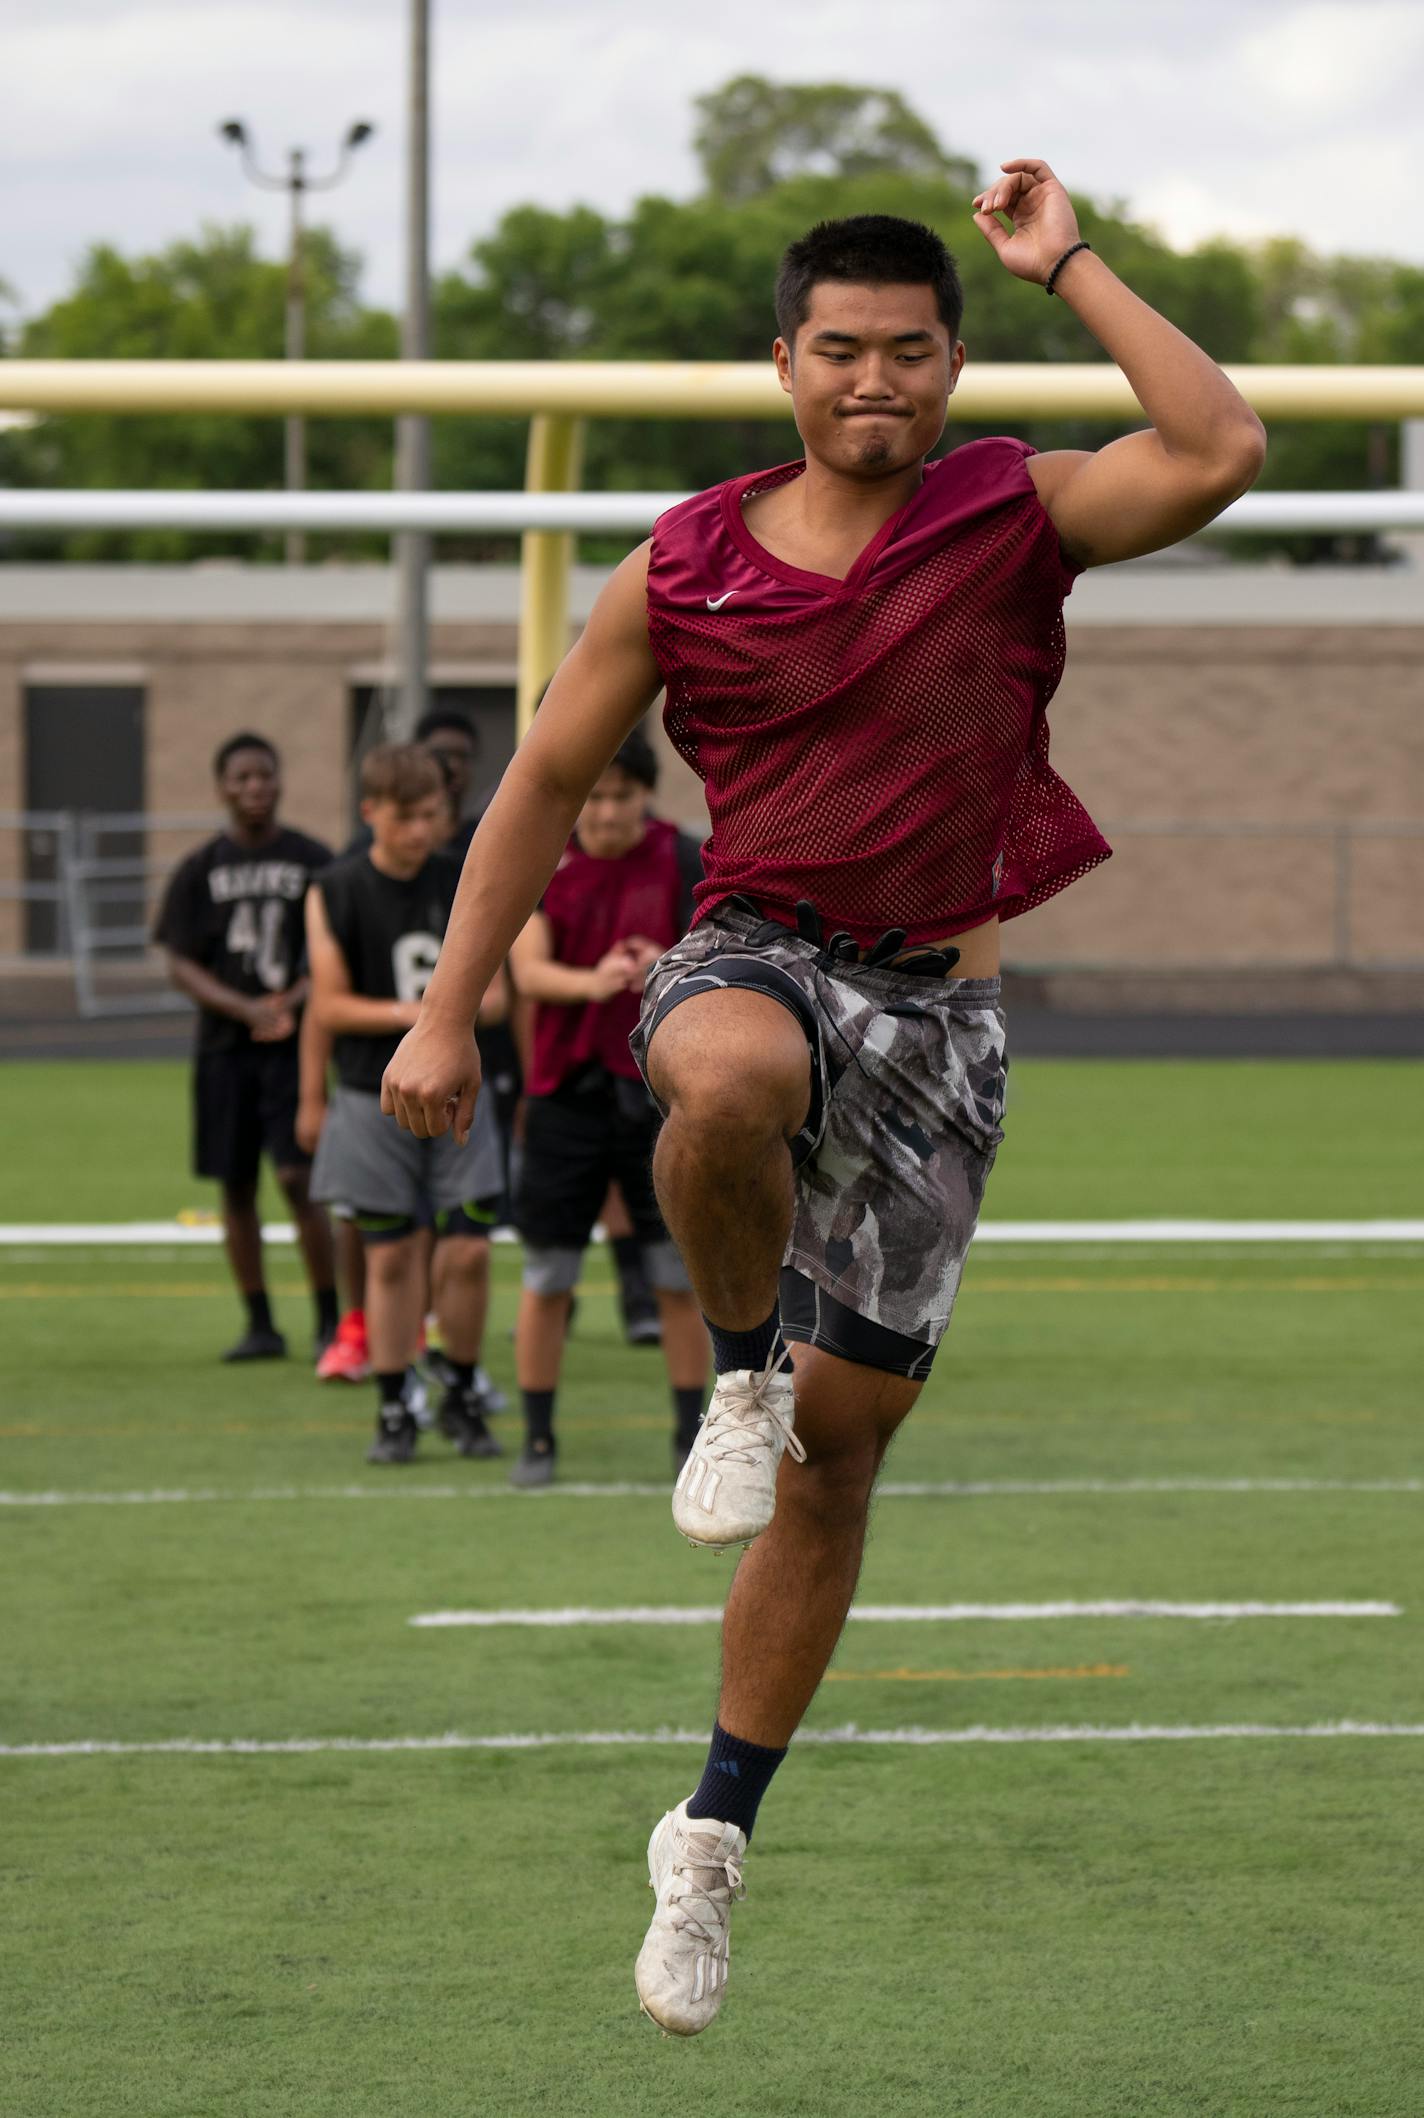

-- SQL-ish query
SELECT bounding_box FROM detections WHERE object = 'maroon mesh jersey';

[528,816,685,1096]
[646,435,1110,947]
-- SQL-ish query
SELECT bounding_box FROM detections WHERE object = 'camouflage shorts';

[629,906,1007,1378]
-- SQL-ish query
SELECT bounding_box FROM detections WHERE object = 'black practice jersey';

[155,827,332,1052]
[319,850,461,1093]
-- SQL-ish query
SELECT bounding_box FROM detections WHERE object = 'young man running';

[382,163,1265,2031]
[156,732,336,1362]
[507,727,709,1487]
[308,744,507,1465]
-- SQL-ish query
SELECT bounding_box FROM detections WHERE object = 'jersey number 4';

[225,899,289,992]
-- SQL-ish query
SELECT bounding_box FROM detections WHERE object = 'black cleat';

[221,1326,288,1363]
[366,1407,419,1465]
[509,1438,556,1489]
[623,1299,663,1347]
[438,1386,504,1459]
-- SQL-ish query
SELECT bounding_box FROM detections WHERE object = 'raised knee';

[662,1053,804,1143]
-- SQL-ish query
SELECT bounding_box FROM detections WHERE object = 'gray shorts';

[630,907,1006,1378]
[311,1085,503,1229]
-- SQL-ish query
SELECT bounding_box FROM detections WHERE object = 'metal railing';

[0,811,218,1016]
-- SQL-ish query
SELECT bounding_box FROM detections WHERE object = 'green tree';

[0,224,397,559]
[693,74,978,201]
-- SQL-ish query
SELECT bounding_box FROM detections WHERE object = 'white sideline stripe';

[4,1218,1424,1247]
[2,1477,1420,1510]
[5,1721,1424,1760]
[410,1600,1400,1628]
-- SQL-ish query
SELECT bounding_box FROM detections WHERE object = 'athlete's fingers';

[999,157,1056,182]
[380,1077,396,1117]
[971,209,1013,256]
[451,1081,477,1148]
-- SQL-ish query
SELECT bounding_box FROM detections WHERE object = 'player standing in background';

[155,732,336,1362]
[507,728,708,1487]
[307,708,501,1385]
[307,743,507,1465]
[383,164,1266,2031]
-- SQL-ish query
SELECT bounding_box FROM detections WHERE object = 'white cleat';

[635,1800,747,2037]
[672,1351,804,1550]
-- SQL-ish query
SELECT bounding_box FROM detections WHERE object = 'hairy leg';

[220,1178,264,1295]
[432,1235,490,1364]
[364,1234,425,1373]
[715,1346,921,1748]
[647,989,810,1329]
[276,1163,335,1294]
[515,1288,570,1392]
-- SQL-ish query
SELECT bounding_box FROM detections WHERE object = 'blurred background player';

[506,727,708,1486]
[306,743,507,1464]
[155,731,336,1362]
[307,707,516,1385]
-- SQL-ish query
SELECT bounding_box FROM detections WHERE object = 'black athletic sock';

[673,1384,705,1447]
[705,1308,783,1376]
[375,1370,406,1417]
[522,1388,556,1449]
[314,1286,339,1336]
[446,1359,476,1393]
[245,1288,274,1335]
[611,1233,646,1284]
[685,1721,787,1842]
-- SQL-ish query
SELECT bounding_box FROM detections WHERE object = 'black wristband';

[1045,240,1091,296]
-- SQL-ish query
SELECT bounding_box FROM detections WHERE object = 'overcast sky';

[4,0,1422,324]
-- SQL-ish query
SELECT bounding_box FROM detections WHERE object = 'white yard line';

[409,1600,1400,1628]
[4,1721,1423,1760]
[4,1219,1423,1247]
[2,1478,1418,1509]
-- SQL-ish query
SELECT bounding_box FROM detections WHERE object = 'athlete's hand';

[381,1012,483,1144]
[622,934,665,985]
[587,946,641,1001]
[971,159,1083,285]
[248,996,297,1042]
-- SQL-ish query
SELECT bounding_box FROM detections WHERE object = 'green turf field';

[3,1059,1422,2116]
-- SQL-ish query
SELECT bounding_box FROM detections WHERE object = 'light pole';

[392,0,430,738]
[217,117,375,564]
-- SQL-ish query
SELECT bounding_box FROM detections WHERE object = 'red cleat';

[316,1308,371,1383]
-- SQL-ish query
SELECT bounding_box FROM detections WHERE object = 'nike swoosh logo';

[705,591,739,610]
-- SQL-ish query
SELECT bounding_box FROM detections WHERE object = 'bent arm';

[418,542,662,1028]
[509,911,602,1005]
[1028,252,1266,566]
[165,950,256,1026]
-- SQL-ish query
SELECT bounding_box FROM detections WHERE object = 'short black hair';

[775,214,963,347]
[415,707,478,745]
[213,731,278,778]
[610,728,658,790]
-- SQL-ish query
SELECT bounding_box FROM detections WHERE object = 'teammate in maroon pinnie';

[507,727,709,1487]
[381,162,1266,2034]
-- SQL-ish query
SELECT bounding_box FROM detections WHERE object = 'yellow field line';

[826,1663,1131,1684]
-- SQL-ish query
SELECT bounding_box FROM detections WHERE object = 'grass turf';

[2,1057,1422,2115]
